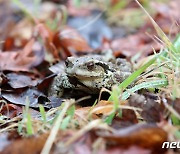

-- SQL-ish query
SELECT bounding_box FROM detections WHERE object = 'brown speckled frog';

[49,50,133,97]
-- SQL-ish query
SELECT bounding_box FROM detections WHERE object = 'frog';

[48,50,133,97]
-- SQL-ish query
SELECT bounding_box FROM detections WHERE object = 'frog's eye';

[86,61,95,70]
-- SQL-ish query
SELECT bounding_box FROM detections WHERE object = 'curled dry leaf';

[91,100,114,115]
[0,39,44,72]
[90,100,138,129]
[90,100,130,115]
[53,26,92,59]
[3,37,15,51]
[2,88,49,108]
[110,33,160,57]
[74,106,100,125]
[111,109,138,129]
[6,73,38,89]
[0,1,16,49]
[129,94,164,123]
[36,23,59,60]
[97,123,167,153]
[0,104,22,118]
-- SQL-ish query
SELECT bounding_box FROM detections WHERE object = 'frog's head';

[65,56,111,79]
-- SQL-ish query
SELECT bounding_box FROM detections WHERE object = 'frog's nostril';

[65,59,73,67]
[64,59,73,67]
[65,60,69,66]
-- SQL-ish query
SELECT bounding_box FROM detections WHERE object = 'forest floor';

[0,0,179,154]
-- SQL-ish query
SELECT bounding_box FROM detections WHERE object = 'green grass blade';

[60,115,71,130]
[135,0,177,53]
[171,114,180,126]
[108,53,162,101]
[67,105,75,117]
[12,0,35,21]
[104,112,115,125]
[173,34,180,52]
[39,105,47,123]
[26,113,34,136]
[110,0,128,12]
[120,55,157,90]
[121,79,168,100]
[25,97,34,136]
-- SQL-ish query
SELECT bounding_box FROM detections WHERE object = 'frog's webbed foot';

[48,73,74,97]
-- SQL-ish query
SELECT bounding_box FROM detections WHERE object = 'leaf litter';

[0,0,179,154]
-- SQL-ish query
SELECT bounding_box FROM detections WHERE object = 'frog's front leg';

[48,73,75,97]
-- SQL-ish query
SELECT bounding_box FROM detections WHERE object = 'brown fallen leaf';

[2,37,15,51]
[53,26,92,59]
[1,133,48,154]
[110,33,160,57]
[171,98,180,114]
[97,123,167,153]
[129,94,165,123]
[2,88,49,108]
[0,1,16,50]
[36,23,59,60]
[89,100,138,128]
[54,130,97,154]
[91,100,114,115]
[0,104,22,118]
[150,1,180,35]
[0,39,44,72]
[0,133,11,153]
[111,109,138,129]
[2,18,35,51]
[5,73,38,89]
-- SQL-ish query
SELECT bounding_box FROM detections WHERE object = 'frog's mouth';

[68,76,98,91]
[74,75,100,80]
[67,69,103,78]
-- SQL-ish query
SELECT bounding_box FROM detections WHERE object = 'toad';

[49,50,132,97]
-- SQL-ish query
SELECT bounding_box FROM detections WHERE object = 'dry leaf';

[0,39,43,72]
